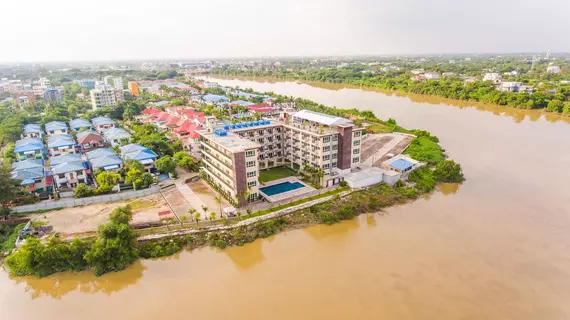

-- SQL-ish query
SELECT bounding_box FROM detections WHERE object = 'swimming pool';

[259,181,305,196]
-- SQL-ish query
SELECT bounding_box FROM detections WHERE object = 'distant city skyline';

[1,0,569,63]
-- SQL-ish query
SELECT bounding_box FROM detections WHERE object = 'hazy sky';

[1,0,569,62]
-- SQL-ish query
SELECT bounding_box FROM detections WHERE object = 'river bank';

[209,74,570,123]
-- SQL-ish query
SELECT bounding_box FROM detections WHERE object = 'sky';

[1,0,569,62]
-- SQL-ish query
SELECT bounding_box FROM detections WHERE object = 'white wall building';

[90,84,123,110]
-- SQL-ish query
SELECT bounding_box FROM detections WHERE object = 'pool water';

[260,181,305,196]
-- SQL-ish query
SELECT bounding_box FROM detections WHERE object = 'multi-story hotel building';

[198,109,364,206]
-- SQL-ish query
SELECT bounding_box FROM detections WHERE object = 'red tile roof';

[77,132,104,144]
[165,115,182,127]
[156,111,170,121]
[142,108,161,116]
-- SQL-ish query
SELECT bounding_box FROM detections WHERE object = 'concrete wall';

[11,186,161,213]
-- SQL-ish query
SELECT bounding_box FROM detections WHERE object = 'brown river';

[2,77,570,320]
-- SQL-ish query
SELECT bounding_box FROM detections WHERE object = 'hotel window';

[353,149,360,155]
[323,163,330,169]
[246,161,256,168]
[323,155,330,161]
[353,157,360,163]
[332,144,338,150]
[332,135,338,141]
[247,171,257,178]
[354,131,361,137]
[323,136,331,143]
[322,146,330,152]
[249,193,258,200]
[332,153,338,159]
[257,130,264,135]
[248,181,257,187]
[353,140,360,146]
[332,161,337,168]
[246,150,256,157]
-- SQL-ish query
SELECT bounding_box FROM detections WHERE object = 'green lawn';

[259,166,297,182]
[366,122,394,133]
[404,136,445,164]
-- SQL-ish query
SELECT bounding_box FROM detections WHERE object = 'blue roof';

[91,117,115,126]
[23,124,43,134]
[49,153,82,166]
[11,160,44,183]
[86,148,117,160]
[203,94,229,102]
[119,144,146,154]
[47,134,75,148]
[45,121,68,132]
[69,118,92,130]
[123,149,158,161]
[89,155,124,169]
[390,159,414,171]
[102,127,131,140]
[231,100,254,106]
[14,138,44,153]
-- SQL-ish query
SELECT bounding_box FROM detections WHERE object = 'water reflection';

[224,239,265,271]
[9,261,146,300]
[437,183,461,196]
[303,218,360,240]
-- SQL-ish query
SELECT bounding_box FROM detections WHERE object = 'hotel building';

[198,109,364,206]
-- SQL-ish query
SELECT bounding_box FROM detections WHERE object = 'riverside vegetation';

[213,57,570,114]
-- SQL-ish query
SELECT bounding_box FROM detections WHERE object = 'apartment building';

[199,129,260,206]
[90,84,123,110]
[103,76,123,90]
[43,88,63,103]
[198,109,364,205]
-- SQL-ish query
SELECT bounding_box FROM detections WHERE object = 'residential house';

[22,124,44,139]
[547,66,561,74]
[120,144,158,172]
[102,127,132,146]
[172,121,201,151]
[202,94,229,105]
[410,69,425,75]
[382,155,419,174]
[424,72,441,80]
[11,159,48,193]
[442,72,456,77]
[47,134,76,156]
[483,73,502,84]
[499,82,534,93]
[230,100,255,107]
[69,118,92,131]
[91,117,116,132]
[50,154,88,189]
[45,121,69,135]
[14,138,44,161]
[86,148,124,172]
[77,130,105,151]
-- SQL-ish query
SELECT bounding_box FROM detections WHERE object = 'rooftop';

[86,147,117,160]
[200,130,260,153]
[69,118,92,130]
[47,134,75,148]
[45,121,68,131]
[77,130,104,143]
[14,138,44,153]
[292,110,352,126]
[23,124,42,134]
[50,154,86,174]
[102,127,131,139]
[91,117,115,126]
[389,158,414,171]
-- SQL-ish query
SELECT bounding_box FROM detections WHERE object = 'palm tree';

[246,208,252,216]
[180,215,187,227]
[188,208,196,221]
[194,212,201,226]
[201,205,208,216]
[209,211,216,221]
[215,196,222,218]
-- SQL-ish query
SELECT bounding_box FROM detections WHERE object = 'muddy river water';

[2,78,570,320]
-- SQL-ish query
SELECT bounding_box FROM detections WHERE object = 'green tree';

[84,206,138,276]
[194,212,201,225]
[155,156,176,174]
[0,165,21,211]
[96,171,121,193]
[433,160,465,183]
[209,211,216,221]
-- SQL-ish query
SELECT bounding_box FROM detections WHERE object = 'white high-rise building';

[90,84,122,110]
[103,76,123,90]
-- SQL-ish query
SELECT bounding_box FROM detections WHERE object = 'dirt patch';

[29,193,169,235]
[360,135,395,162]
[373,136,415,166]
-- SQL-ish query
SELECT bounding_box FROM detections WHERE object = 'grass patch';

[244,187,350,220]
[1,223,26,253]
[127,200,157,211]
[259,166,297,182]
[366,122,394,133]
[404,136,445,164]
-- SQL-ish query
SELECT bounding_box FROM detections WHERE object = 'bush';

[74,183,95,198]
[339,180,348,187]
[433,160,464,183]
[408,167,436,192]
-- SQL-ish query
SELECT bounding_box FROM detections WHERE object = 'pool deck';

[259,177,317,203]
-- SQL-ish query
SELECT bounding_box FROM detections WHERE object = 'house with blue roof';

[91,117,116,133]
[102,127,132,146]
[382,155,420,174]
[11,159,48,193]
[86,148,124,172]
[45,121,69,135]
[47,134,76,156]
[230,100,255,107]
[202,94,229,105]
[120,144,158,171]
[22,124,44,139]
[50,154,88,189]
[14,138,44,161]
[69,118,92,131]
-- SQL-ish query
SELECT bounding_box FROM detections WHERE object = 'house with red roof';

[77,130,105,151]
